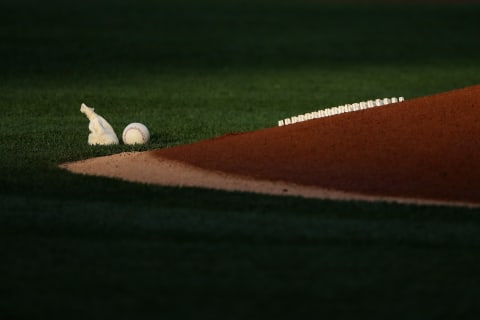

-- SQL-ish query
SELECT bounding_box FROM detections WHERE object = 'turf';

[2,0,480,318]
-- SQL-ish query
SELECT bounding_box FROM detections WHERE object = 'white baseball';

[122,122,150,145]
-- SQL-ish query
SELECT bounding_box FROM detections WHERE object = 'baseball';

[122,122,150,145]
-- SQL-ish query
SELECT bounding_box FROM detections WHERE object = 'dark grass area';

[3,190,480,318]
[2,0,480,318]
[2,0,480,73]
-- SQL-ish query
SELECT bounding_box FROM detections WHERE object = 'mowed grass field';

[2,0,480,318]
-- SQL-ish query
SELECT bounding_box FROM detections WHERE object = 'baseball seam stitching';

[123,126,147,143]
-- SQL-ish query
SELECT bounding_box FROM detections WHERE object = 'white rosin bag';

[80,103,119,145]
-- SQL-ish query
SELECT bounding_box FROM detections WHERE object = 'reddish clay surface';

[154,85,480,204]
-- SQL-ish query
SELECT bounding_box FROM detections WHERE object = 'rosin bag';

[80,103,119,146]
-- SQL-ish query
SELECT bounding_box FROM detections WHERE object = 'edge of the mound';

[59,152,479,208]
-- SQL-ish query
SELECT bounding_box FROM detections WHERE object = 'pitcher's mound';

[61,84,480,207]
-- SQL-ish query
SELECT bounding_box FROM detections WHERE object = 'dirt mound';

[61,84,480,207]
[154,84,480,205]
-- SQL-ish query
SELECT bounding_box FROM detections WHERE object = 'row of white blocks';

[278,97,405,126]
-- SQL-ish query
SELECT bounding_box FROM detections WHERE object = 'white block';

[298,115,305,122]
[285,118,291,125]
[391,97,398,103]
[383,98,391,105]
[367,100,375,108]
[375,99,383,106]
[353,103,360,111]
[360,102,367,109]
[399,97,405,102]
[278,120,284,126]
[292,116,298,123]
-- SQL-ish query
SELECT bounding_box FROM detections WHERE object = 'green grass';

[2,0,480,318]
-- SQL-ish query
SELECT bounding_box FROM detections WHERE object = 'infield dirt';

[61,84,480,207]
